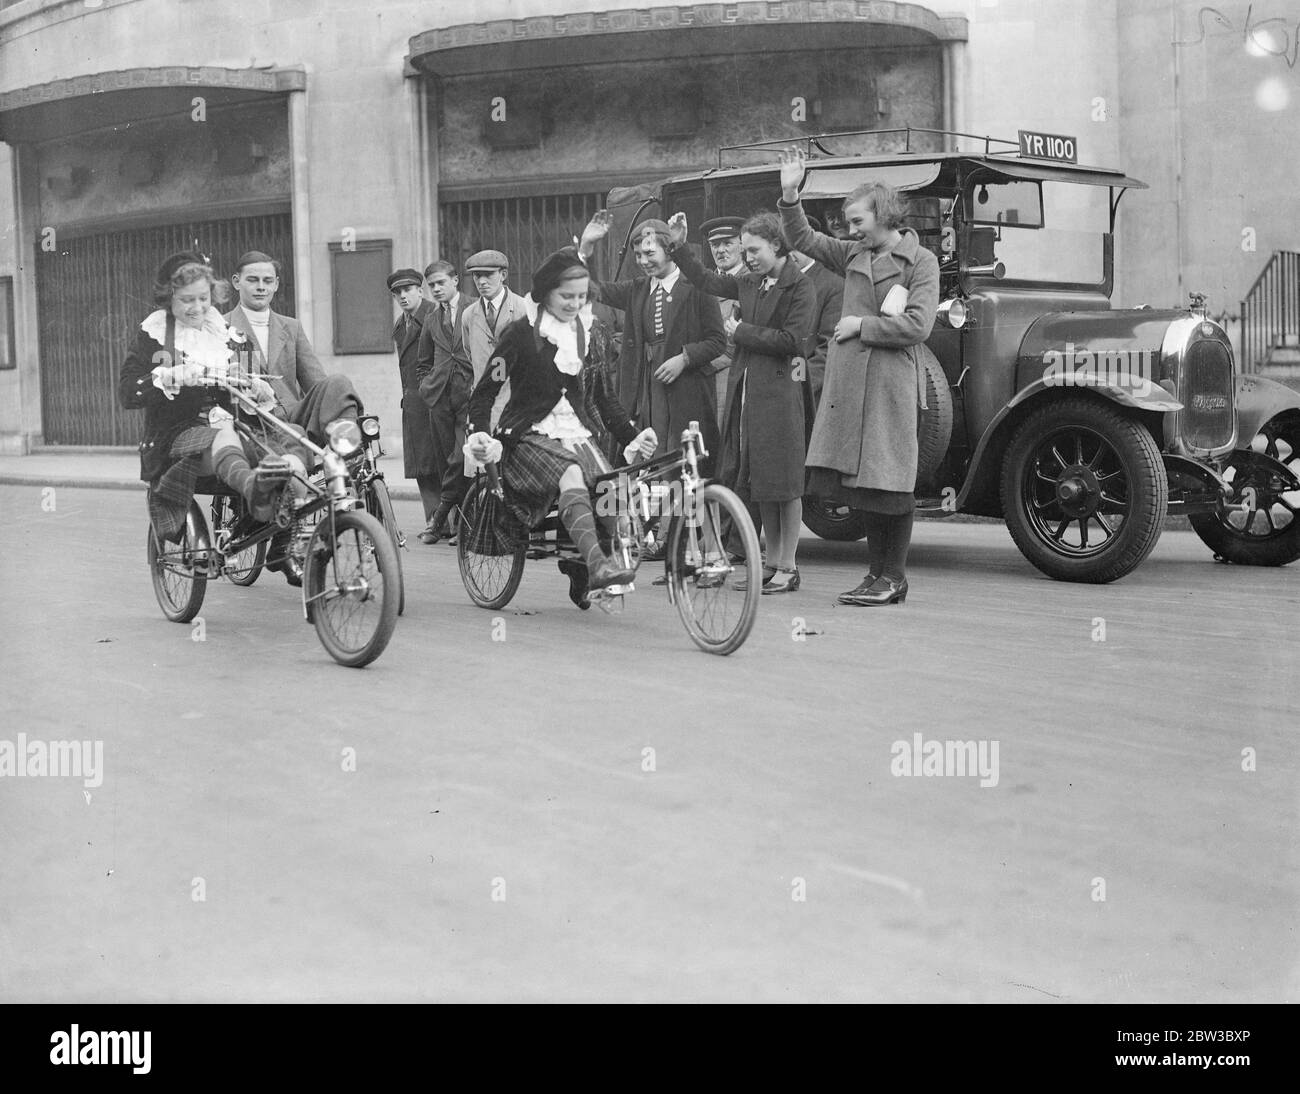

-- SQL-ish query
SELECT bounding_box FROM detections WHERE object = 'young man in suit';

[700,216,746,429]
[576,215,725,466]
[389,268,441,539]
[227,250,363,579]
[788,242,846,410]
[415,260,473,543]
[226,250,362,444]
[459,249,526,432]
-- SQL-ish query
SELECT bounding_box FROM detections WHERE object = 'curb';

[0,473,423,503]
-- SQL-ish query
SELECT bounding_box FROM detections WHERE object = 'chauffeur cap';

[465,249,509,272]
[700,216,744,243]
[386,268,424,291]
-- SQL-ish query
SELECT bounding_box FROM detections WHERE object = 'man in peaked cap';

[699,216,747,427]
[388,267,441,534]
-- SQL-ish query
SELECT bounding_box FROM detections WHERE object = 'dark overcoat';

[780,201,939,493]
[670,243,816,502]
[797,258,846,410]
[394,299,438,477]
[590,268,725,459]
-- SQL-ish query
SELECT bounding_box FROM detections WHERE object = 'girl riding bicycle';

[466,247,657,600]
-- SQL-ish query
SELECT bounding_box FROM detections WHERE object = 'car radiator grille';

[1181,340,1234,451]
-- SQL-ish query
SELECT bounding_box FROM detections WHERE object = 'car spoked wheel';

[147,500,210,623]
[1190,415,1300,566]
[800,494,871,542]
[669,483,760,655]
[304,510,399,667]
[1001,399,1166,583]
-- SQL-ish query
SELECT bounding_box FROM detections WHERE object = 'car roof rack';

[717,127,1020,169]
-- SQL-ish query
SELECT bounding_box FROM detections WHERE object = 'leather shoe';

[761,567,800,594]
[840,576,907,606]
[836,573,878,605]
[558,559,590,610]
[587,558,636,591]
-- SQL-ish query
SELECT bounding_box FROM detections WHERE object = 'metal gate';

[36,210,294,446]
[439,191,617,294]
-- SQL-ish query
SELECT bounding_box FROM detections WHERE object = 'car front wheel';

[1189,414,1300,566]
[1000,398,1167,583]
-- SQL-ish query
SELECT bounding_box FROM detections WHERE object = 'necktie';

[652,283,665,340]
[485,299,497,331]
[402,313,411,339]
[442,303,452,335]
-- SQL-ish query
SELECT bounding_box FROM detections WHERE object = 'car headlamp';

[326,419,363,457]
[938,298,968,329]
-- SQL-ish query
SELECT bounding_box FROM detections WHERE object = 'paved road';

[1,484,1296,1002]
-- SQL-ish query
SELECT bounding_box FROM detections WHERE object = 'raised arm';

[668,239,740,301]
[776,147,858,276]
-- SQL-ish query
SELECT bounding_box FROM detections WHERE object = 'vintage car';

[604,128,1300,583]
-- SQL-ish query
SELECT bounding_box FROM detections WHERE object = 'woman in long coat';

[667,211,816,593]
[778,149,939,605]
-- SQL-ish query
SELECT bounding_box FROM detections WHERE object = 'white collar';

[241,304,272,325]
[797,256,815,275]
[483,289,508,309]
[141,308,236,369]
[523,295,593,376]
[652,267,681,294]
[723,262,747,278]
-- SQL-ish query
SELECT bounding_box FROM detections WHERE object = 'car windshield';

[967,179,1109,286]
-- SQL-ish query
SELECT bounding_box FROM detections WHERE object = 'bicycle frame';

[194,374,365,618]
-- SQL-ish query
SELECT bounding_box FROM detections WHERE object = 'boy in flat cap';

[577,213,724,473]
[461,250,527,433]
[389,268,441,534]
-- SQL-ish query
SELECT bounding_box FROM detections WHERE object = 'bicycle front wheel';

[147,500,210,623]
[363,476,405,615]
[668,483,760,655]
[304,509,399,668]
[457,477,525,609]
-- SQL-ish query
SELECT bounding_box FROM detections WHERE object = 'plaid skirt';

[464,433,611,556]
[147,421,308,543]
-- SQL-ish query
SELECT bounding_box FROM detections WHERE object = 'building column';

[11,143,43,452]
[408,74,438,266]
[944,39,968,144]
[287,86,313,337]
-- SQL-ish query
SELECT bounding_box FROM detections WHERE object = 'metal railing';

[1240,250,1300,373]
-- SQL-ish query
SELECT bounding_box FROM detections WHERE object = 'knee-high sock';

[557,487,606,572]
[859,511,890,579]
[214,444,259,507]
[882,508,915,582]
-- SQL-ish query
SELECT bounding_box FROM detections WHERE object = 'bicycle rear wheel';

[457,477,526,609]
[213,495,266,587]
[363,476,406,615]
[147,500,210,623]
[304,509,399,667]
[669,483,760,655]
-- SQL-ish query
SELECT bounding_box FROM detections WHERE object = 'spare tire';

[914,343,953,487]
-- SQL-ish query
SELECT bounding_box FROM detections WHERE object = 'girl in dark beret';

[465,247,657,603]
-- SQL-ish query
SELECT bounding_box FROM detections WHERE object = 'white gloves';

[624,427,657,464]
[150,360,205,398]
[465,431,504,471]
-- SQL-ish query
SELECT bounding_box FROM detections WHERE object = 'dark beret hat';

[156,250,208,284]
[531,246,589,304]
[700,216,744,242]
[387,268,424,291]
